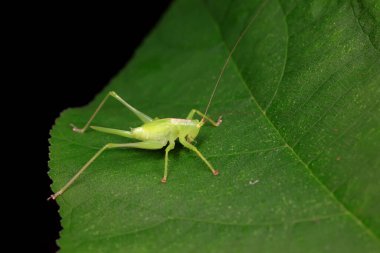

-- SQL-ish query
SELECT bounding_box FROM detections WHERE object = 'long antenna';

[202,0,268,121]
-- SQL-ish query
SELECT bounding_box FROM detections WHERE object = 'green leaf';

[49,0,380,252]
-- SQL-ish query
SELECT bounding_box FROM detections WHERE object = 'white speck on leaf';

[249,179,259,185]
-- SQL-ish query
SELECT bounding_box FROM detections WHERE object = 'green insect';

[48,3,265,200]
[48,91,222,200]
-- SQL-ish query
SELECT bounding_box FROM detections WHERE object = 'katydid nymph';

[48,93,222,200]
[48,2,265,200]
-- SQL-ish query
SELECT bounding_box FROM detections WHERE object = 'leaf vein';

[264,0,288,113]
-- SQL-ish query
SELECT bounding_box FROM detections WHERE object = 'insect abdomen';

[132,119,176,141]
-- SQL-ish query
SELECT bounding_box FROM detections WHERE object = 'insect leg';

[179,137,219,176]
[71,91,152,133]
[48,140,166,200]
[90,126,134,139]
[109,91,153,123]
[162,140,175,183]
[186,109,222,126]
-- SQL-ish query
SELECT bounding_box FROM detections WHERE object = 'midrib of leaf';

[203,0,380,244]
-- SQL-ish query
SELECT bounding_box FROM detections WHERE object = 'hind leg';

[72,91,153,133]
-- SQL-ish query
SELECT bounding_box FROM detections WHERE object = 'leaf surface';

[49,0,380,252]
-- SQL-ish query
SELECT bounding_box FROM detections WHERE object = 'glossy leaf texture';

[49,0,380,252]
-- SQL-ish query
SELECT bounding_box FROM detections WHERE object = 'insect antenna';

[201,0,268,122]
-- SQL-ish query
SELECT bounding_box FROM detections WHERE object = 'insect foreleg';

[71,91,153,133]
[186,109,222,126]
[162,140,175,183]
[179,136,219,176]
[48,140,166,200]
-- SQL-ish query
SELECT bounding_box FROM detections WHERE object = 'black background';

[24,2,172,252]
